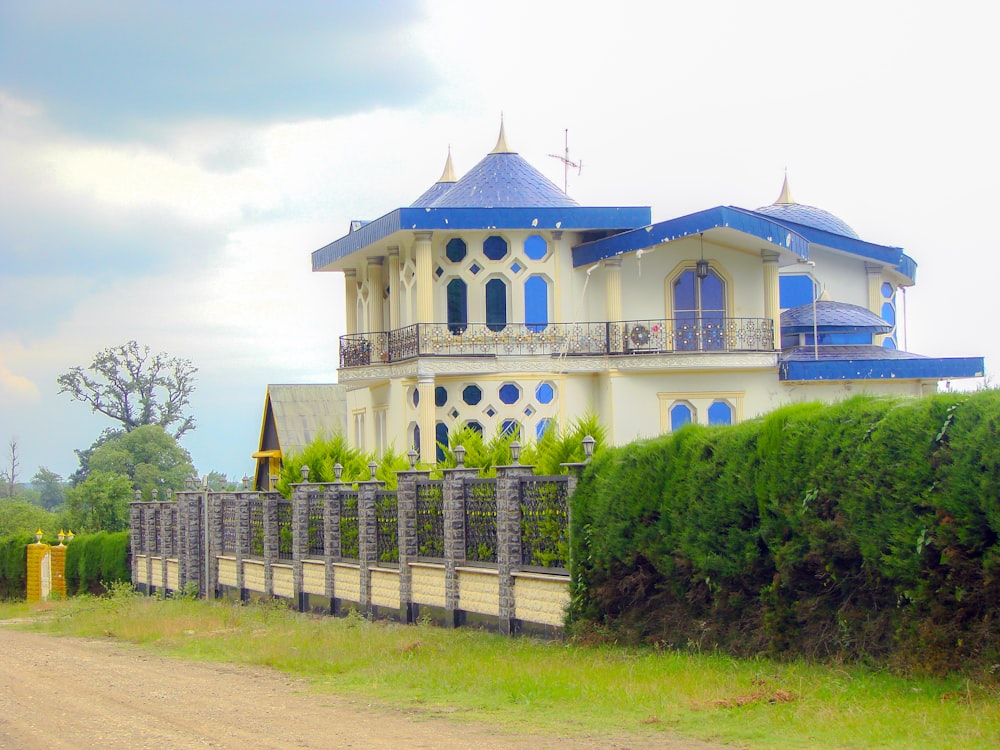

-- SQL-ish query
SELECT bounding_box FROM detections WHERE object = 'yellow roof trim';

[252,449,282,459]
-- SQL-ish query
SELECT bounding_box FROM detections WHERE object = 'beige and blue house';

[311,124,983,463]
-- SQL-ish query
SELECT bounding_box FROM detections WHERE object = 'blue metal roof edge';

[761,215,917,283]
[312,205,651,270]
[571,206,812,268]
[779,356,984,382]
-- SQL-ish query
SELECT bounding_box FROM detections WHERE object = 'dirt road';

[0,627,725,750]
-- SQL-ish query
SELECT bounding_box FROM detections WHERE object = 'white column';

[604,256,623,322]
[417,370,436,465]
[387,246,401,332]
[761,250,780,350]
[367,257,385,334]
[344,269,358,335]
[866,262,884,345]
[414,231,434,324]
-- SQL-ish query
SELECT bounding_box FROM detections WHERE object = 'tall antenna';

[548,128,582,194]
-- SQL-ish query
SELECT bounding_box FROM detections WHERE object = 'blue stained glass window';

[780,275,815,309]
[466,420,483,435]
[447,278,467,334]
[412,424,420,451]
[510,262,522,275]
[484,235,508,261]
[499,383,520,404]
[674,268,726,351]
[535,382,554,404]
[463,385,482,405]
[469,263,481,275]
[435,386,448,407]
[435,423,449,463]
[501,419,520,438]
[536,418,552,440]
[882,302,896,327]
[708,401,733,426]
[882,281,894,299]
[525,275,549,332]
[524,234,547,260]
[412,389,419,407]
[670,403,692,431]
[446,238,467,263]
[486,278,507,331]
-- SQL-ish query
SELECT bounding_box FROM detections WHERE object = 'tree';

[31,467,67,510]
[57,341,197,438]
[65,471,133,533]
[0,438,19,498]
[88,425,197,501]
[0,498,63,537]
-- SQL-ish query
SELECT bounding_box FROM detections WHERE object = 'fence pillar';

[159,502,170,593]
[262,493,279,597]
[325,483,341,609]
[129,503,142,591]
[292,481,309,610]
[443,466,478,627]
[236,493,250,600]
[396,471,419,623]
[357,478,383,615]
[495,464,533,635]
[177,491,205,596]
[144,501,157,594]
[207,492,224,599]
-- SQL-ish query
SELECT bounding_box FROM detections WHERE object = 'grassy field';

[2,590,998,749]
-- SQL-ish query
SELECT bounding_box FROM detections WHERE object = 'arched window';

[708,401,733,426]
[525,275,549,332]
[670,402,694,431]
[486,278,508,332]
[447,278,467,334]
[673,267,726,351]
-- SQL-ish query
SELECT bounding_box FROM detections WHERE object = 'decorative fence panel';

[131,463,581,635]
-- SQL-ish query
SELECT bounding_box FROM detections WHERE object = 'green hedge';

[569,391,1000,674]
[0,531,131,600]
[65,531,131,595]
[0,533,36,600]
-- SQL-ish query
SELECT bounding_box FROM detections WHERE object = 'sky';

[1,0,997,483]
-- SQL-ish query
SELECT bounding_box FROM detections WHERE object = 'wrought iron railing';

[416,480,444,558]
[220,496,237,555]
[376,491,399,566]
[519,477,570,571]
[307,489,325,557]
[464,479,498,564]
[339,491,360,560]
[248,498,264,558]
[277,500,293,561]
[340,318,773,366]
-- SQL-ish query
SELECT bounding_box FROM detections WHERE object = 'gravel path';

[0,627,727,750]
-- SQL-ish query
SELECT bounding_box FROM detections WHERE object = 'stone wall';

[130,461,581,634]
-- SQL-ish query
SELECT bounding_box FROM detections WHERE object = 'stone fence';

[130,463,580,635]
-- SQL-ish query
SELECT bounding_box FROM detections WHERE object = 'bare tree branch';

[58,341,198,438]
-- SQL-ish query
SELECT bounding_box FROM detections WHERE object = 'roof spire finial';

[491,113,512,154]
[775,168,795,205]
[438,145,457,183]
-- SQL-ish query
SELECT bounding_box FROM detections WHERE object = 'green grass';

[3,592,998,749]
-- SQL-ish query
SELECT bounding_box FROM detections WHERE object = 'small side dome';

[781,300,892,334]
[755,174,859,239]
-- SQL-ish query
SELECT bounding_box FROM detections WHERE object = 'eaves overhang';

[571,205,917,284]
[779,356,984,382]
[312,205,652,271]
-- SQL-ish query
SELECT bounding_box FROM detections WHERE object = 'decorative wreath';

[630,324,650,346]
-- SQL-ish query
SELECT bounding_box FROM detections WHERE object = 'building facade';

[312,124,983,463]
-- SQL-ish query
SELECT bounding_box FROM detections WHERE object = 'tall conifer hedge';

[569,391,1000,674]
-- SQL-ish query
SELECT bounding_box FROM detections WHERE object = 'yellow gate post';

[50,530,73,599]
[26,529,51,602]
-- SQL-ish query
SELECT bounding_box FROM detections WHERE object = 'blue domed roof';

[755,173,859,239]
[755,202,859,239]
[430,150,578,209]
[781,300,891,334]
[411,181,454,207]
